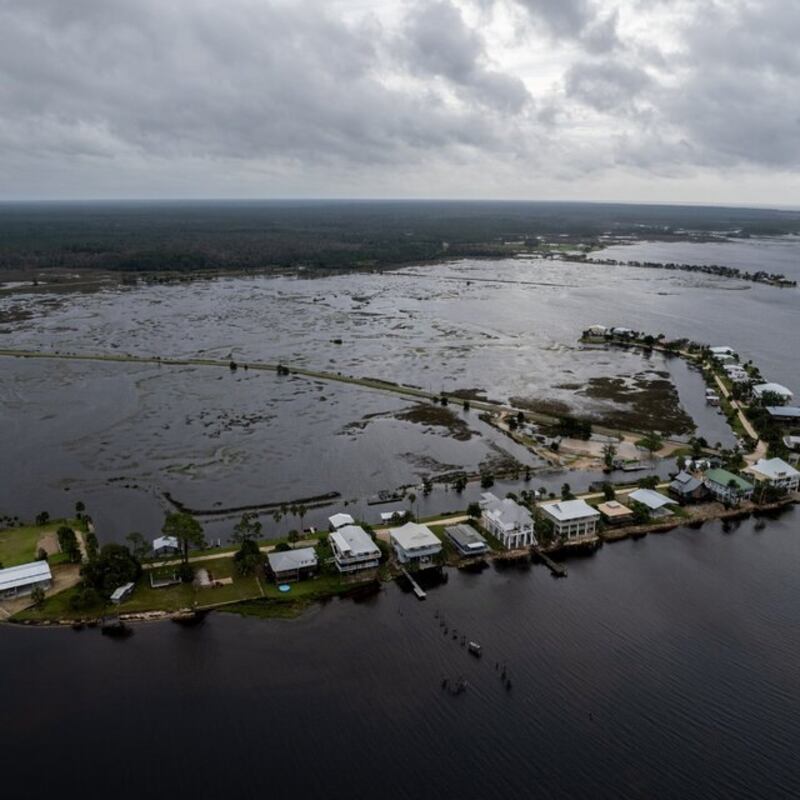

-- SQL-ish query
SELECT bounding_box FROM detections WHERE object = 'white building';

[0,560,53,599]
[745,458,800,493]
[329,525,381,573]
[753,383,794,402]
[389,522,441,565]
[710,346,736,357]
[152,536,180,557]
[479,492,535,549]
[110,582,135,604]
[539,499,600,542]
[328,513,355,531]
[267,547,318,583]
[703,469,754,503]
[628,488,678,518]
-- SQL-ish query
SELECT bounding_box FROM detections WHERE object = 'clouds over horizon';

[0,0,798,203]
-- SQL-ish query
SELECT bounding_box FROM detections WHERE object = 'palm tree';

[407,492,417,522]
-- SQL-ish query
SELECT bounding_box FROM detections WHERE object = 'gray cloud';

[0,0,798,200]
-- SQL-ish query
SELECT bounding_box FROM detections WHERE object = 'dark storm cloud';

[0,0,798,198]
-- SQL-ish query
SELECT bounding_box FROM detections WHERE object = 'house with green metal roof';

[703,468,754,504]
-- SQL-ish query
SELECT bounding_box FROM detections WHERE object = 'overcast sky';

[1,0,798,204]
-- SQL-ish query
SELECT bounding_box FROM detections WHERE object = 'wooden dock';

[400,567,427,599]
[532,548,567,578]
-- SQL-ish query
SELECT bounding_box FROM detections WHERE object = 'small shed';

[110,582,135,604]
[152,536,180,557]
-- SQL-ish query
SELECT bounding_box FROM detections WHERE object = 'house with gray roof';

[628,488,678,518]
[329,525,381,573]
[479,492,535,549]
[539,499,600,543]
[267,547,318,583]
[389,522,441,566]
[445,524,489,557]
[0,560,53,599]
[669,471,708,503]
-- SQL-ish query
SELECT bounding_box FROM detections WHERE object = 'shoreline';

[6,494,795,629]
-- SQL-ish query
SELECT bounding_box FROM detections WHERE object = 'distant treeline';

[2,200,800,274]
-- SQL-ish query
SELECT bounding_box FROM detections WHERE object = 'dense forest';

[1,200,800,274]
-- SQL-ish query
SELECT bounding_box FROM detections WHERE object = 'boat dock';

[400,567,427,599]
[532,548,567,578]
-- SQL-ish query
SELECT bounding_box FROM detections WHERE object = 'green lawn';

[0,518,82,568]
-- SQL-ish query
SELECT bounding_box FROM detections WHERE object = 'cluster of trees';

[556,416,592,440]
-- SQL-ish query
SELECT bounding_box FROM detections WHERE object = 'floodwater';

[1,239,798,538]
[2,512,799,799]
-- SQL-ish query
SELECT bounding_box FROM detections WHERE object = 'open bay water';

[2,511,799,799]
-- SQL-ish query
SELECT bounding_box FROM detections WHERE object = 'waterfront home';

[705,389,720,406]
[628,488,678,518]
[267,547,318,583]
[710,346,736,357]
[784,435,800,452]
[0,560,53,599]
[703,469,754,504]
[539,499,600,543]
[765,406,800,424]
[479,492,535,549]
[152,535,180,557]
[597,500,634,525]
[610,326,635,338]
[328,513,355,531]
[329,525,381,573]
[669,471,708,503]
[380,510,405,524]
[586,324,608,336]
[753,383,794,403]
[110,582,135,604]
[744,458,800,493]
[713,353,736,364]
[389,522,441,566]
[445,524,489,557]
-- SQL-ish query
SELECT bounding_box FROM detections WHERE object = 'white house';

[628,488,678,518]
[0,560,53,599]
[539,499,600,542]
[710,346,736,357]
[328,513,355,531]
[389,522,441,565]
[267,547,318,583]
[329,525,381,573]
[753,383,794,402]
[744,458,800,493]
[152,535,180,557]
[479,492,535,549]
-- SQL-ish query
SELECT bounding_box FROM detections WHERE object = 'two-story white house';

[745,458,799,493]
[479,492,535,549]
[389,522,441,566]
[539,499,600,543]
[329,524,382,573]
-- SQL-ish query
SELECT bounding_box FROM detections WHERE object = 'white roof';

[390,522,440,550]
[628,488,677,510]
[710,346,735,355]
[330,525,380,558]
[746,458,800,481]
[110,582,135,600]
[540,499,599,522]
[328,513,355,530]
[267,547,318,573]
[482,495,533,530]
[753,383,793,399]
[152,536,179,550]
[0,560,52,593]
[380,510,404,522]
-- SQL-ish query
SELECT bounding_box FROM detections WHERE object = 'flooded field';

[1,239,797,540]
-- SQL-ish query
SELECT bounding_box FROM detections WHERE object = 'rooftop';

[267,547,318,573]
[0,560,52,593]
[745,458,799,482]
[753,383,794,399]
[330,525,380,558]
[481,493,533,528]
[540,498,599,522]
[704,468,754,492]
[597,501,633,519]
[670,471,703,493]
[328,513,355,530]
[628,488,676,510]
[390,522,440,551]
[152,535,179,550]
[765,406,800,418]
[445,524,488,552]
